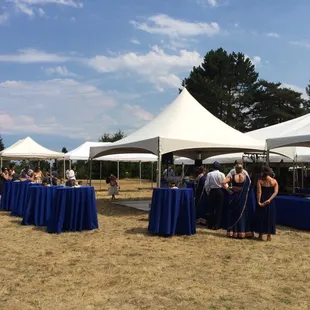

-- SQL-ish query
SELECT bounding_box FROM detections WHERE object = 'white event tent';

[0,136,64,160]
[248,113,310,162]
[0,136,65,174]
[90,88,265,186]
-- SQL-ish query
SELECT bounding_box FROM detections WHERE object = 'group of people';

[195,160,278,241]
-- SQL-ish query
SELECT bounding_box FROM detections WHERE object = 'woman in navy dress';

[254,165,279,241]
[195,166,207,224]
[222,164,253,238]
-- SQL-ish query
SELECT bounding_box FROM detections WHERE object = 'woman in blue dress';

[254,165,278,241]
[222,164,253,238]
[195,166,207,224]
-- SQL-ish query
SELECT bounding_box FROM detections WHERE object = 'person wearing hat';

[204,161,225,230]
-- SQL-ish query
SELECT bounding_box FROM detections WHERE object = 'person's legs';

[208,189,216,229]
[214,189,224,230]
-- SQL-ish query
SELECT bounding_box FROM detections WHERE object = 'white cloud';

[130,14,220,37]
[0,13,10,24]
[245,54,261,67]
[43,65,77,77]
[6,0,83,18]
[0,48,69,63]
[0,78,147,138]
[87,45,202,90]
[131,39,140,45]
[37,7,45,16]
[196,0,218,7]
[290,41,310,49]
[266,32,280,38]
[281,83,308,99]
[123,104,153,122]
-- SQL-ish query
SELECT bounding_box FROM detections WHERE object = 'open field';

[0,179,310,310]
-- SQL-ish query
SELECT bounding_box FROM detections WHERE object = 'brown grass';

[0,179,310,310]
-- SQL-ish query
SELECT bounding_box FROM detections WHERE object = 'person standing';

[205,162,225,230]
[254,165,278,241]
[195,166,207,224]
[108,174,119,200]
[222,164,253,238]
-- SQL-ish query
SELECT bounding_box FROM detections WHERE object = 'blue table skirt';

[22,186,61,226]
[47,186,98,234]
[0,181,14,211]
[10,181,41,217]
[275,196,310,230]
[148,188,196,236]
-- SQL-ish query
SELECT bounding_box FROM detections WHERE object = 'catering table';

[0,181,14,211]
[22,185,60,226]
[46,186,98,234]
[275,196,310,230]
[148,188,196,236]
[10,181,40,217]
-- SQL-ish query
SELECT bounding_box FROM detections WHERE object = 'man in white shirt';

[66,167,76,187]
[163,166,175,179]
[205,161,225,230]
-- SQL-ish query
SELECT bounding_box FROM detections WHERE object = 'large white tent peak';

[65,142,112,161]
[0,136,64,159]
[90,88,265,159]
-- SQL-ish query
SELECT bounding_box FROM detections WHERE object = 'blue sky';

[1,0,310,151]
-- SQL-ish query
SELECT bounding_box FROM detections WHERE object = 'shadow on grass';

[125,227,172,238]
[96,200,148,218]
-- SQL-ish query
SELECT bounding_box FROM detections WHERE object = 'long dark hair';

[261,165,273,180]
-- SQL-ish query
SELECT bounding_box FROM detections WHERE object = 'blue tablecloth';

[47,186,98,234]
[10,181,40,217]
[22,186,60,226]
[148,188,196,236]
[0,181,14,211]
[275,196,310,230]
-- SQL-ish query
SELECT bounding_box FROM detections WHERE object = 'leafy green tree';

[181,48,259,131]
[246,80,309,131]
[99,130,125,142]
[0,134,4,151]
[61,147,68,153]
[306,81,310,98]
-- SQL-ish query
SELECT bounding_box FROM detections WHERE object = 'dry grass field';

[0,179,310,310]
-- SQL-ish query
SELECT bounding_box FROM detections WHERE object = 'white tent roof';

[247,113,310,161]
[0,137,64,159]
[95,153,157,163]
[65,142,112,160]
[90,88,265,159]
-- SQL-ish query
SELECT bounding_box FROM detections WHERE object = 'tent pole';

[181,163,185,179]
[0,157,2,169]
[266,150,270,165]
[301,162,304,189]
[89,159,92,186]
[151,162,153,188]
[157,137,161,188]
[293,160,296,194]
[117,161,120,180]
[99,161,102,190]
[63,158,65,181]
[139,161,142,185]
[69,160,72,170]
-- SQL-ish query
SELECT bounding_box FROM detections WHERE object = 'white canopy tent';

[65,142,112,161]
[0,136,64,160]
[90,88,265,186]
[248,113,310,161]
[0,136,65,175]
